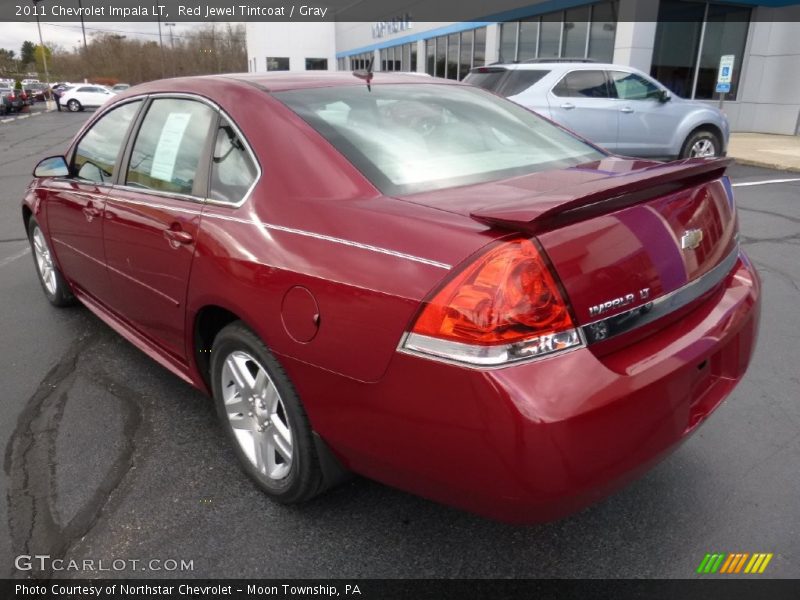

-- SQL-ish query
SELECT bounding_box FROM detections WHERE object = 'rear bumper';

[292,251,760,523]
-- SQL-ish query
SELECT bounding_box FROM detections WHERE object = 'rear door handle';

[163,228,194,247]
[560,102,576,110]
[620,106,634,113]
[82,202,101,221]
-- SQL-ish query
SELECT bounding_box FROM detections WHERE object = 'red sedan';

[22,73,760,522]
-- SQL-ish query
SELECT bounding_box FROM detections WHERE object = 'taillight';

[401,237,583,367]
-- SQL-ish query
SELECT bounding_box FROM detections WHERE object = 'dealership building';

[246,0,800,134]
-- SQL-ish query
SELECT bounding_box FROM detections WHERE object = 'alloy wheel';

[32,226,57,295]
[221,350,293,480]
[690,139,716,157]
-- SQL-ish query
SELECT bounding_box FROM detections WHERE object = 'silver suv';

[465,61,729,160]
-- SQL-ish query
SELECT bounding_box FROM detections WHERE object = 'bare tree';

[43,24,246,84]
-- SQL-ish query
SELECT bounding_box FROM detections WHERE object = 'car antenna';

[353,56,374,92]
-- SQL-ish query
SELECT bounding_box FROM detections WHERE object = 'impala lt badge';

[681,228,704,250]
[589,288,651,318]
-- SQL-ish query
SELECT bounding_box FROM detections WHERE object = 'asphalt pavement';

[0,111,798,579]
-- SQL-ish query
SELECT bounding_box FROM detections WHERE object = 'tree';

[34,45,52,75]
[0,49,17,77]
[21,41,36,66]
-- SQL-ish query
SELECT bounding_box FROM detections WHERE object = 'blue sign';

[716,82,731,94]
[721,66,730,77]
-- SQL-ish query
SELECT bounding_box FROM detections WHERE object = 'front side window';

[209,117,258,204]
[126,98,215,196]
[610,71,662,100]
[275,84,604,195]
[553,70,610,98]
[73,100,141,184]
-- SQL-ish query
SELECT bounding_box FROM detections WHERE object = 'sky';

[0,20,207,56]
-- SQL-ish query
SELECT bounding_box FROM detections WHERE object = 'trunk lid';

[399,156,737,346]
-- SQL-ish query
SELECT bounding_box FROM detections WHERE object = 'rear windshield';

[274,84,603,195]
[465,68,550,97]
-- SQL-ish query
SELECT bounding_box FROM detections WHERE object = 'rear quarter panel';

[186,87,497,384]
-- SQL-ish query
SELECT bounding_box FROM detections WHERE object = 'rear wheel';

[67,99,81,112]
[210,322,324,503]
[680,129,721,158]
[27,218,75,307]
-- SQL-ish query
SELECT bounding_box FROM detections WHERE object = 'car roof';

[485,62,637,71]
[122,72,462,96]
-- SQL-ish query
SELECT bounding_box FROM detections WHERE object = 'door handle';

[620,106,634,113]
[560,102,576,110]
[82,203,101,221]
[163,227,194,247]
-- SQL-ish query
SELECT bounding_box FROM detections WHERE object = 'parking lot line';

[0,247,29,269]
[732,178,800,187]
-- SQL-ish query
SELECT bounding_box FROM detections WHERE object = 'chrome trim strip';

[203,212,452,270]
[111,185,206,205]
[104,195,204,216]
[398,329,586,370]
[580,245,740,345]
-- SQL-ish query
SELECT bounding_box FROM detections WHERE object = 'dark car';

[26,82,49,102]
[0,87,24,113]
[22,73,760,523]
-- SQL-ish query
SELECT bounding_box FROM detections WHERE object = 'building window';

[562,7,590,58]
[651,1,750,100]
[424,27,486,79]
[267,57,289,71]
[497,1,617,64]
[306,58,328,71]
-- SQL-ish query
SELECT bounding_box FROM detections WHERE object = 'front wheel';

[210,322,324,503]
[28,218,75,307]
[680,129,721,158]
[67,99,81,112]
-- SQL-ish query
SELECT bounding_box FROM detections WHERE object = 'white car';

[60,85,115,112]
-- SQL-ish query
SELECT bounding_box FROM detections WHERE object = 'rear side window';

[209,117,259,204]
[552,70,610,98]
[464,69,507,92]
[465,69,549,97]
[610,71,663,100]
[126,98,215,196]
[73,100,142,184]
[500,70,550,97]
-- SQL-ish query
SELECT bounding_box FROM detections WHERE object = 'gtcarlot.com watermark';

[15,554,194,572]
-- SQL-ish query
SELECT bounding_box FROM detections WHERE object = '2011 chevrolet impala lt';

[22,73,760,522]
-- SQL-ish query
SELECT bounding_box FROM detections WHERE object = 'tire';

[27,218,75,307]
[680,129,721,159]
[210,322,324,503]
[67,99,81,112]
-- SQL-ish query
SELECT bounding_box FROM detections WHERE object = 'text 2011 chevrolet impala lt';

[22,73,760,522]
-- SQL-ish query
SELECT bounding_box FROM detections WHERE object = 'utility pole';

[77,0,88,81]
[165,22,176,76]
[77,0,88,52]
[31,0,53,109]
[157,14,165,78]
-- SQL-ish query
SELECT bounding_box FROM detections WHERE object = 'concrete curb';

[730,157,800,173]
[0,105,55,125]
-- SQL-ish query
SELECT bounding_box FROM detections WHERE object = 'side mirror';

[33,156,70,178]
[658,89,672,103]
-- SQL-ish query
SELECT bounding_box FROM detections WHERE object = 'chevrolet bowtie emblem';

[681,229,704,250]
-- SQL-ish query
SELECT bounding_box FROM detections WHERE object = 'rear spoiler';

[471,157,732,234]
